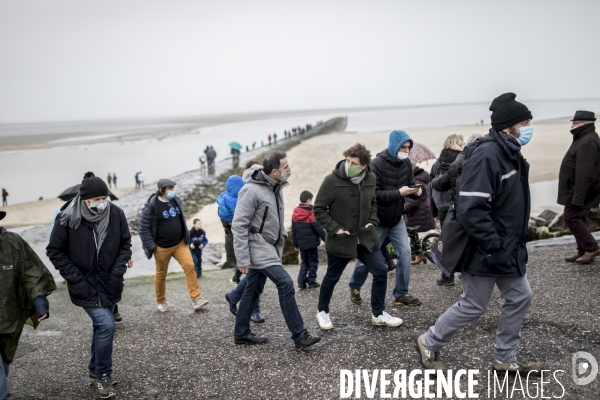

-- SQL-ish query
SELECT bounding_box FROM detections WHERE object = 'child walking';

[292,191,327,289]
[189,219,208,277]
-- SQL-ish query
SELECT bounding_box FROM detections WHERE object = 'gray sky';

[1,0,598,123]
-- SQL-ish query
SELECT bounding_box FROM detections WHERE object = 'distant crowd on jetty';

[3,98,600,399]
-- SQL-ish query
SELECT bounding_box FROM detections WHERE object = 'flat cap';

[157,178,177,188]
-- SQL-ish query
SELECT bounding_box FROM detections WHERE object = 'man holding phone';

[348,130,424,307]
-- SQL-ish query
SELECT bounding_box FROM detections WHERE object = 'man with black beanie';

[416,93,542,374]
[558,111,600,264]
[47,172,132,398]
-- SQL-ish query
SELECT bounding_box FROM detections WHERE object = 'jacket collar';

[572,123,596,140]
[489,128,521,160]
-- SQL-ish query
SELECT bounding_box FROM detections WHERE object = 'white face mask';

[278,170,291,182]
[397,151,409,160]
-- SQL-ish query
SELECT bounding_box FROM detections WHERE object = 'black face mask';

[570,124,592,136]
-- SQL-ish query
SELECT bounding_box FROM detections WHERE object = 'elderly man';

[1,211,56,400]
[558,111,600,264]
[232,151,320,349]
[416,93,542,373]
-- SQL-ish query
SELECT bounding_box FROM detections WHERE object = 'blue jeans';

[319,245,388,316]
[230,274,261,315]
[84,306,116,376]
[350,219,412,300]
[190,248,203,276]
[298,247,319,284]
[0,357,8,400]
[234,265,306,341]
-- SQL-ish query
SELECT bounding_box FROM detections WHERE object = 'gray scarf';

[59,194,111,253]
[350,169,367,185]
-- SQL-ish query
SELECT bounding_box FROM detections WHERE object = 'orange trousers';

[154,240,200,304]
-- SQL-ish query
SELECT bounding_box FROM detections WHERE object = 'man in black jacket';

[348,131,423,307]
[47,172,132,398]
[416,93,542,374]
[558,111,600,264]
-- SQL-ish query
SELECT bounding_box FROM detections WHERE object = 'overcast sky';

[0,0,598,123]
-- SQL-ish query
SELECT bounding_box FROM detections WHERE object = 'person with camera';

[188,219,208,277]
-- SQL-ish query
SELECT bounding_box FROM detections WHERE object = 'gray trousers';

[424,273,532,363]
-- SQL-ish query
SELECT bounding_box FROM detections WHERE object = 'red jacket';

[291,204,326,250]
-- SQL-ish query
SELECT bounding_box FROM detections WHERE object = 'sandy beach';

[192,121,574,244]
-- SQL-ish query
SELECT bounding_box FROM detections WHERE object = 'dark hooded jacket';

[47,202,132,308]
[1,228,56,362]
[314,160,380,258]
[430,148,461,222]
[139,194,189,259]
[291,204,326,250]
[457,129,530,277]
[403,168,435,231]
[557,123,600,208]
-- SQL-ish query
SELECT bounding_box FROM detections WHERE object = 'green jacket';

[314,160,380,258]
[0,228,56,337]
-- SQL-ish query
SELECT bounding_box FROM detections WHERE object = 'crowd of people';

[2,93,600,399]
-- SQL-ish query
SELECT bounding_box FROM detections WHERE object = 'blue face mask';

[516,126,533,146]
[165,190,176,200]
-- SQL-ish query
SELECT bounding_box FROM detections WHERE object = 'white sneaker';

[193,298,209,311]
[158,302,170,312]
[372,311,403,327]
[316,311,333,330]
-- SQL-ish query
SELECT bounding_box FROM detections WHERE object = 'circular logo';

[438,241,443,252]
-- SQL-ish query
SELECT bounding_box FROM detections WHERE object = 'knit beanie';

[79,172,109,200]
[489,93,532,131]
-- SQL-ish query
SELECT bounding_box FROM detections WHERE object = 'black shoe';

[251,312,265,323]
[225,293,237,316]
[298,282,307,289]
[294,331,321,349]
[386,260,396,272]
[234,332,268,345]
[307,282,320,289]
[113,312,122,322]
[436,274,455,286]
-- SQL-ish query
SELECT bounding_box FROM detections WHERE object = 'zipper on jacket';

[258,206,269,234]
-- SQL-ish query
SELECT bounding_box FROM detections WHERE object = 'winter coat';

[432,152,465,199]
[139,194,189,259]
[232,168,288,269]
[188,228,208,248]
[47,202,132,308]
[370,150,415,228]
[291,204,326,250]
[457,129,530,277]
[216,175,244,223]
[430,148,461,221]
[1,228,56,342]
[557,123,600,208]
[314,160,380,258]
[403,168,435,231]
[206,148,217,160]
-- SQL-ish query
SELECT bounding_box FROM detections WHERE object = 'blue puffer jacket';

[216,175,244,223]
[139,194,189,259]
[457,128,530,277]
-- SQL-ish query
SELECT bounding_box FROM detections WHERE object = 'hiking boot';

[576,249,600,264]
[386,260,396,272]
[415,334,446,371]
[192,298,209,311]
[89,372,118,386]
[307,282,320,289]
[316,311,333,330]
[294,331,321,349]
[298,282,307,290]
[113,312,123,322]
[251,312,265,323]
[394,294,423,306]
[234,332,268,345]
[492,359,543,374]
[411,254,427,265]
[372,311,403,327]
[565,251,584,262]
[349,286,362,305]
[95,374,116,398]
[157,302,170,312]
[225,293,237,316]
[436,273,455,286]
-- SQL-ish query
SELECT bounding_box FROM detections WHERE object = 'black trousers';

[563,206,600,253]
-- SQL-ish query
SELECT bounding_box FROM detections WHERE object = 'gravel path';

[7,243,600,399]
